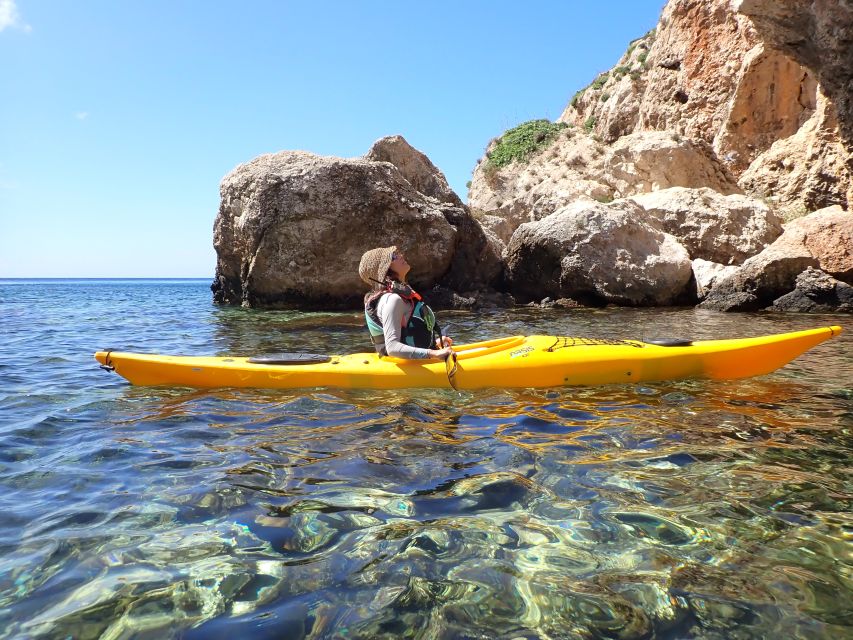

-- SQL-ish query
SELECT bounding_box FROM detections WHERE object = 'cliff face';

[465,0,851,311]
[572,0,851,216]
[472,0,850,225]
[735,0,853,163]
[211,0,852,312]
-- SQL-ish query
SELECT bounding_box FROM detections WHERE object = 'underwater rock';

[449,472,541,512]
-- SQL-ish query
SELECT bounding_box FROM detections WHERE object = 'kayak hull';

[94,326,842,390]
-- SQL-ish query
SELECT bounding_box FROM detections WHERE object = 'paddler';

[358,246,453,360]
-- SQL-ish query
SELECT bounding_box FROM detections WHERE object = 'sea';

[0,278,851,639]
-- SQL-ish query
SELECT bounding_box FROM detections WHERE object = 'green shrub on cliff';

[485,120,569,172]
[590,72,609,90]
[570,89,585,109]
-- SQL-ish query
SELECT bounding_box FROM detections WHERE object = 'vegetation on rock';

[571,27,657,112]
[485,120,569,172]
[590,72,610,90]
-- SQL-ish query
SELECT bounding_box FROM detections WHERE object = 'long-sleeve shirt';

[376,293,432,359]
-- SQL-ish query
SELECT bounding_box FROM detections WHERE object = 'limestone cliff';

[471,0,851,227]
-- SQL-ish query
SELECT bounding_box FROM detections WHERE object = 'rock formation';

[699,205,853,311]
[768,268,853,313]
[365,135,463,207]
[628,187,782,265]
[775,205,853,282]
[465,0,851,313]
[505,200,693,306]
[212,0,852,314]
[469,0,850,229]
[212,138,501,309]
[470,130,743,250]
[735,0,853,208]
[692,259,739,300]
[555,0,851,217]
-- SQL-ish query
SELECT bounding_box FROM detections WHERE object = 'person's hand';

[429,346,454,360]
[435,336,453,348]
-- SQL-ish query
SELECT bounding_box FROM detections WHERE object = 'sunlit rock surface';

[212,138,501,309]
[505,200,693,306]
[629,187,782,265]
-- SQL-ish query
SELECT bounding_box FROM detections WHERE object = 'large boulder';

[777,205,853,284]
[629,187,783,264]
[365,135,463,207]
[696,208,853,311]
[505,200,693,306]
[212,148,500,309]
[769,267,853,313]
[692,259,739,300]
[698,246,818,311]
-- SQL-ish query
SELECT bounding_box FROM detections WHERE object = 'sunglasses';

[392,252,404,260]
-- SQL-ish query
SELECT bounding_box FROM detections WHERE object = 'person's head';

[358,246,410,289]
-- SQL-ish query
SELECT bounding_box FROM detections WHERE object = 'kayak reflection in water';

[358,245,453,360]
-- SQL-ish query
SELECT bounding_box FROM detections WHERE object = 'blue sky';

[0,0,663,277]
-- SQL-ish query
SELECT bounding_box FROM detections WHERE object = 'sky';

[0,0,664,278]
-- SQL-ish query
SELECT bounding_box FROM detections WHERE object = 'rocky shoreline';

[212,0,851,314]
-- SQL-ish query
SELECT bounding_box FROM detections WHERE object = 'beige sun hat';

[358,245,397,289]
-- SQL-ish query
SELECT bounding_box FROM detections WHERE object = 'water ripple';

[0,281,851,638]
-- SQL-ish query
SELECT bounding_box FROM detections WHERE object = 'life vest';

[364,282,439,355]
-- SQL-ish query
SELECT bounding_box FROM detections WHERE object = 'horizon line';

[0,276,214,280]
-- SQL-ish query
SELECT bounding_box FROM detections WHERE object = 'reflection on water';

[0,281,851,638]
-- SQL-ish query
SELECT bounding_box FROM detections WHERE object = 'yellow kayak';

[94,326,842,390]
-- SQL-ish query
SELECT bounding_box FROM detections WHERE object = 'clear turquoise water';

[0,279,851,639]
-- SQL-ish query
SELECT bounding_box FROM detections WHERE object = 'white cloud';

[75,111,89,120]
[0,0,31,33]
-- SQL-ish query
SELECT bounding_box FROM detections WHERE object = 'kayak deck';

[94,326,842,390]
